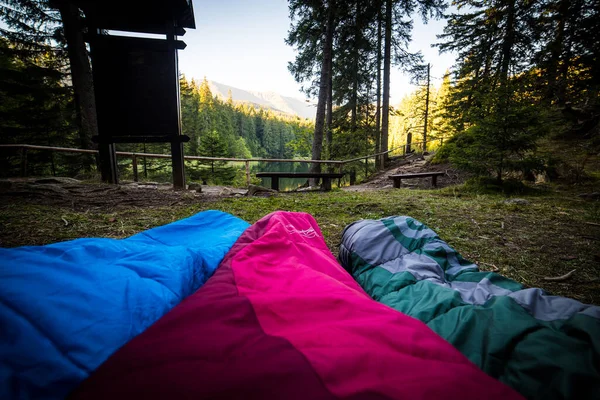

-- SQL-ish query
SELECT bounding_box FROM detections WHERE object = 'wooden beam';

[132,154,138,182]
[245,161,251,186]
[20,148,27,177]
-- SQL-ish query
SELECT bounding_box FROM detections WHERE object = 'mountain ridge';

[207,80,316,120]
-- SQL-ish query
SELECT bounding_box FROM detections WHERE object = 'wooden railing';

[0,138,444,186]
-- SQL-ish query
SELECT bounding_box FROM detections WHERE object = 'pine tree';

[436,0,552,183]
[198,130,228,177]
[0,38,77,176]
[1,0,98,171]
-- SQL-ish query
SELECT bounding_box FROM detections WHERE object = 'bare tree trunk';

[380,0,392,169]
[375,9,382,169]
[351,1,359,134]
[310,1,335,185]
[547,0,568,102]
[326,64,333,170]
[499,0,515,89]
[56,2,98,171]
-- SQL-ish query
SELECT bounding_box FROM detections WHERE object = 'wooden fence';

[0,138,443,187]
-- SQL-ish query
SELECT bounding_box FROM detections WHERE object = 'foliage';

[180,76,312,161]
[0,37,81,177]
[441,89,549,181]
[432,0,600,182]
[287,0,446,169]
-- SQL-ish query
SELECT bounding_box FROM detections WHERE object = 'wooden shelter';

[67,0,195,188]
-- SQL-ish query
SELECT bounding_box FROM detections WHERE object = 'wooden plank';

[256,172,344,179]
[389,172,444,179]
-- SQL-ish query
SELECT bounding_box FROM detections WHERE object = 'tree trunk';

[326,63,333,169]
[56,2,98,170]
[380,0,392,169]
[423,63,430,152]
[546,0,568,102]
[310,1,335,185]
[375,9,382,169]
[499,0,515,89]
[351,1,359,134]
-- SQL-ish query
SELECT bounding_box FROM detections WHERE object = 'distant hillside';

[207,81,316,120]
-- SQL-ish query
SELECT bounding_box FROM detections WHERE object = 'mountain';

[207,81,316,120]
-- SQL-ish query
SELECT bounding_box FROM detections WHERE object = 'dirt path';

[0,153,469,211]
[0,178,248,212]
[342,152,469,192]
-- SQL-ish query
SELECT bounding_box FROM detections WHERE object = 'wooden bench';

[389,172,445,188]
[256,172,344,191]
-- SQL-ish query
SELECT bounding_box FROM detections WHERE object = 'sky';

[180,0,457,105]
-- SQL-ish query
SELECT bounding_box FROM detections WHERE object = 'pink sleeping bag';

[71,211,521,399]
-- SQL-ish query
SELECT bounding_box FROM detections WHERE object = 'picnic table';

[256,172,344,191]
[389,172,444,188]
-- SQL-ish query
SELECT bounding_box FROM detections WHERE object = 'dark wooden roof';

[64,0,195,34]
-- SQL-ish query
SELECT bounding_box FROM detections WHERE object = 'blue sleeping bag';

[0,210,249,399]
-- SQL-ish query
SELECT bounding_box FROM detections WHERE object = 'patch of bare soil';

[0,178,247,212]
[343,152,471,192]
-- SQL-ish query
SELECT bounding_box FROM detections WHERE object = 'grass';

[2,182,599,304]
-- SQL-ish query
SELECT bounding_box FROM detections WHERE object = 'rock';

[136,183,158,190]
[534,172,548,184]
[188,183,200,191]
[423,153,435,162]
[247,184,277,197]
[296,186,321,192]
[504,198,530,205]
[220,187,234,195]
[382,184,394,189]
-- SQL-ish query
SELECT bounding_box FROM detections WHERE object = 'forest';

[0,0,599,187]
[288,0,600,184]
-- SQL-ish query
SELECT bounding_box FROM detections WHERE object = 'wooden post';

[432,175,438,187]
[20,147,28,177]
[271,177,279,192]
[171,142,185,190]
[167,21,186,190]
[132,154,139,182]
[99,142,119,184]
[245,160,251,186]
